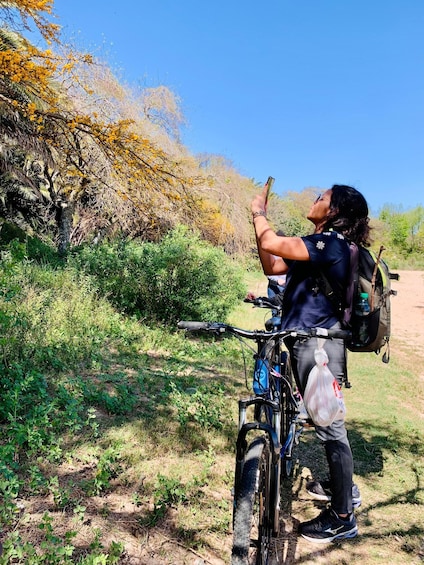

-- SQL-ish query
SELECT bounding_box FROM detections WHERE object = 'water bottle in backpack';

[354,292,370,345]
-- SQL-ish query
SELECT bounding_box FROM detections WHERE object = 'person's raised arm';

[254,230,288,276]
[251,185,310,274]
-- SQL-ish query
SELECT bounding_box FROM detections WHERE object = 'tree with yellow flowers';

[0,0,202,253]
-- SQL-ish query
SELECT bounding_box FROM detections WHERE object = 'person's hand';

[251,183,269,215]
[246,291,257,300]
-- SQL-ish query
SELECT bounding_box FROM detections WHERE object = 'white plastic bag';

[303,338,346,427]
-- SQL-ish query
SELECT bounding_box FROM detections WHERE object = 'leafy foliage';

[69,226,246,324]
[0,230,244,560]
[0,245,135,372]
[267,187,318,236]
[380,205,424,254]
[0,2,206,253]
[169,381,229,429]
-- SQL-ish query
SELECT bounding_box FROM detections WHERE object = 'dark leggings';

[285,326,354,514]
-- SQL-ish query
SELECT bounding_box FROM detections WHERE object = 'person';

[267,272,286,300]
[266,231,287,316]
[266,230,287,295]
[251,184,371,543]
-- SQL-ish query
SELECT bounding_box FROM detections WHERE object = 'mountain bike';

[177,301,350,565]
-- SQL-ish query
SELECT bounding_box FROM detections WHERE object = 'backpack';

[319,243,399,363]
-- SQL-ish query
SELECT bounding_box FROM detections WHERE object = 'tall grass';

[0,233,246,562]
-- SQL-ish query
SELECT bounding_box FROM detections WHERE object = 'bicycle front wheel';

[231,436,273,565]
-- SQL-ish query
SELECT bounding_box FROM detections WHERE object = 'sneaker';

[306,479,362,508]
[299,507,358,543]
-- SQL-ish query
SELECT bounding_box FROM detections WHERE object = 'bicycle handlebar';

[244,296,282,310]
[177,320,351,341]
[176,321,222,332]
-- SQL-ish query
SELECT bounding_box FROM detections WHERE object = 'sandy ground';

[389,270,424,358]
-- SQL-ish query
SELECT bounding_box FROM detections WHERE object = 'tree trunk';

[56,201,74,255]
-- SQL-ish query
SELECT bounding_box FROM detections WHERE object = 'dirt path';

[390,270,424,357]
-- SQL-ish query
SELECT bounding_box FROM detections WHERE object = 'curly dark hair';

[322,185,371,246]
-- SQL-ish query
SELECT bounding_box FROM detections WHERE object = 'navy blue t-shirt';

[281,230,350,330]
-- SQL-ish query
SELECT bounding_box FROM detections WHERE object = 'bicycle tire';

[231,436,272,565]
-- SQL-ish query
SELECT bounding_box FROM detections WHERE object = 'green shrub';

[0,249,140,371]
[169,381,229,430]
[70,225,247,324]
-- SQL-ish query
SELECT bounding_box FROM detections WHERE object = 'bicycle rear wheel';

[231,436,273,565]
[279,351,298,478]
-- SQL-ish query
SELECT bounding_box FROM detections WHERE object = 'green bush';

[70,226,247,324]
[0,244,143,369]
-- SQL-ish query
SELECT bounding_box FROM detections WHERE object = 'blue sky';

[50,0,423,214]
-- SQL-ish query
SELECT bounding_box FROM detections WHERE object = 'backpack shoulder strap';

[316,240,358,326]
[345,242,359,322]
[368,245,385,310]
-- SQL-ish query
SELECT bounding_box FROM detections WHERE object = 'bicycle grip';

[318,328,352,340]
[177,321,211,331]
